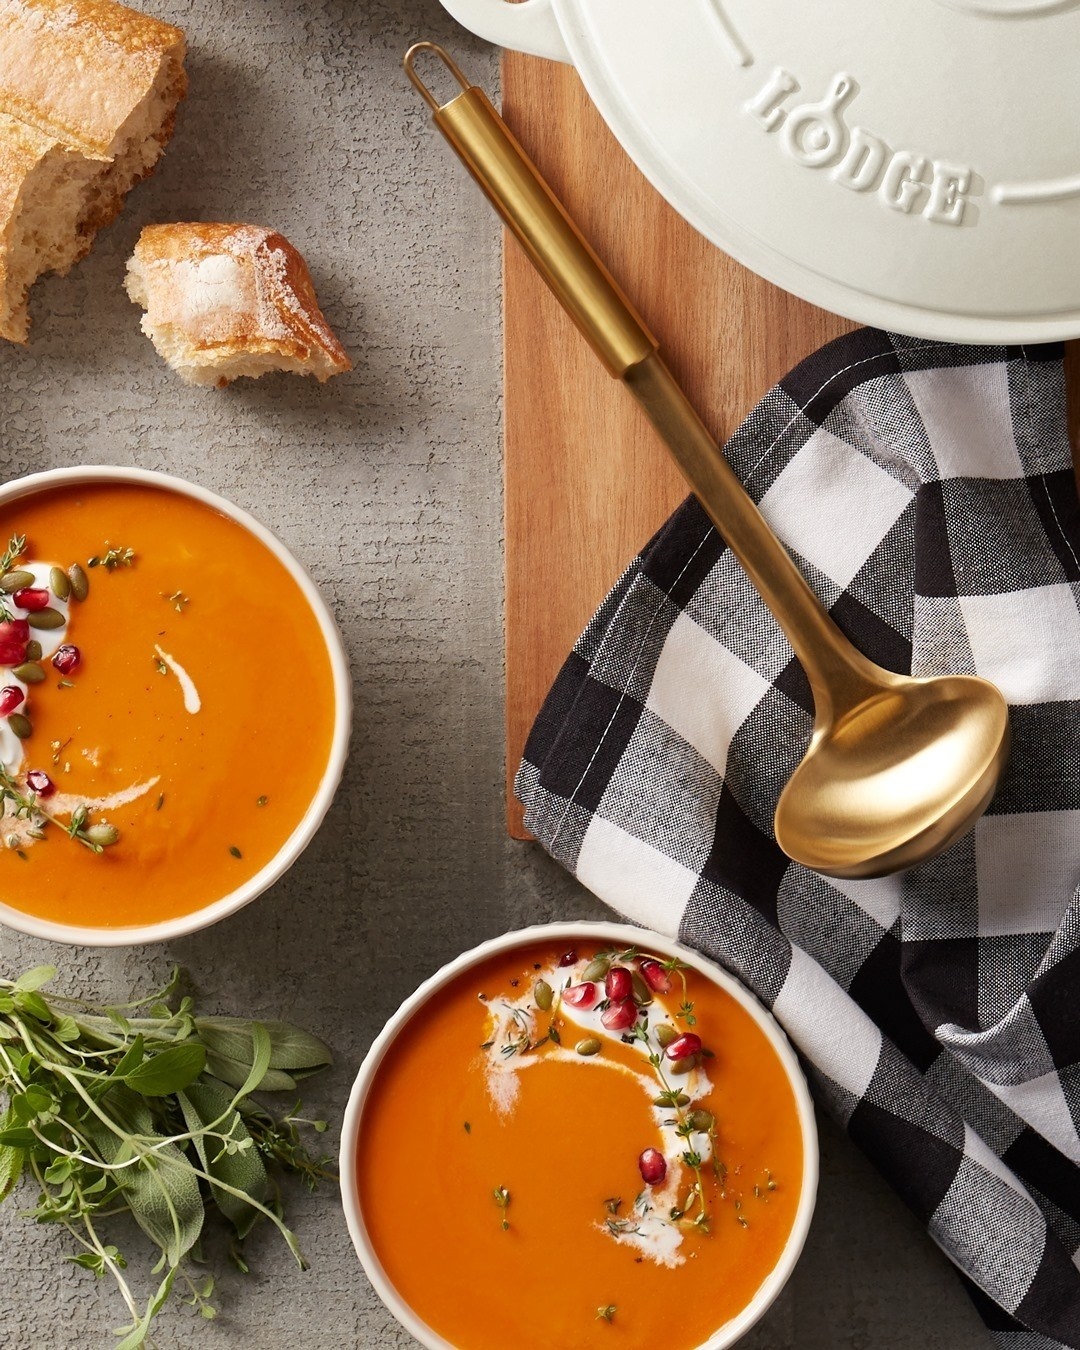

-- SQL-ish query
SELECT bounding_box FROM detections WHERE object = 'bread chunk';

[126,223,352,386]
[0,0,186,343]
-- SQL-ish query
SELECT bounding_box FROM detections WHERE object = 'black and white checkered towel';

[517,329,1080,1348]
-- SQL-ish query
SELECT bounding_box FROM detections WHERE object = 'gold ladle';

[405,43,1011,879]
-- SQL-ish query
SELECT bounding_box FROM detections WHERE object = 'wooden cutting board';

[502,53,1080,837]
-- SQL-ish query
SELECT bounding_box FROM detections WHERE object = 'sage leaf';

[203,1050,297,1094]
[195,1017,332,1072]
[91,1122,204,1267]
[178,1080,273,1238]
[122,1043,206,1097]
[231,1022,272,1104]
[0,1142,23,1201]
[102,1083,155,1137]
[123,1152,205,1265]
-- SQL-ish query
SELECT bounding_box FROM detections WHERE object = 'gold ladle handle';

[405,42,657,377]
[406,43,883,719]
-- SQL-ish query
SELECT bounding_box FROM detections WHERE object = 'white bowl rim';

[339,919,819,1350]
[0,465,351,947]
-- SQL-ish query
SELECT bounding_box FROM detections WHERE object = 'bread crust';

[0,0,187,342]
[0,0,187,157]
[128,223,352,383]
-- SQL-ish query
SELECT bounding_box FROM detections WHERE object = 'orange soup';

[0,480,338,929]
[357,941,806,1350]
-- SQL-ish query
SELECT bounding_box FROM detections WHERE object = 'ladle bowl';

[774,673,1010,878]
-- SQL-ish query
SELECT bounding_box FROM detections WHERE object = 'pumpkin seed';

[67,563,89,602]
[0,570,34,594]
[24,641,41,661]
[534,979,553,1011]
[670,1053,700,1077]
[688,1109,715,1133]
[655,1024,678,1048]
[49,567,70,601]
[582,956,611,982]
[84,823,119,848]
[653,1093,691,1108]
[631,971,653,1005]
[27,608,64,630]
[12,662,44,684]
[8,713,31,740]
[575,1038,602,1057]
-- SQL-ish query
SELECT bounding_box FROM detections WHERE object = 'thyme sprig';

[661,956,696,1027]
[0,965,333,1346]
[0,534,27,573]
[0,533,27,621]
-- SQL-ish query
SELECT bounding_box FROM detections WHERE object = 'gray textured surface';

[0,1,990,1346]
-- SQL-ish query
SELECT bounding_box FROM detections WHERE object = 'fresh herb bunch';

[0,965,334,1347]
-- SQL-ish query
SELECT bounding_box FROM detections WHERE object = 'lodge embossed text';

[744,68,979,227]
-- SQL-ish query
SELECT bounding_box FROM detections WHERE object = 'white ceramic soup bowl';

[340,920,819,1350]
[0,465,351,947]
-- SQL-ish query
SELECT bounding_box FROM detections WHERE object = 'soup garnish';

[0,530,122,855]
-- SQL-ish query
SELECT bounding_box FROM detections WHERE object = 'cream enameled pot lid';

[439,0,1080,342]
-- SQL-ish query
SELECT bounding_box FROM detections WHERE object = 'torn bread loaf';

[126,223,352,386]
[0,0,186,342]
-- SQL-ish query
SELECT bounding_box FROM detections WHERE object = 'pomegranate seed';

[558,949,578,967]
[25,769,54,798]
[665,1033,703,1061]
[0,620,29,667]
[51,645,80,675]
[0,686,23,715]
[639,959,673,994]
[600,999,637,1031]
[562,982,598,1010]
[13,588,50,612]
[638,1148,667,1186]
[605,967,633,1002]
